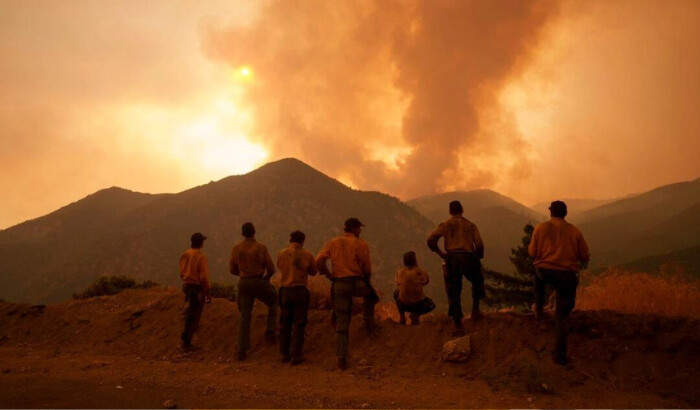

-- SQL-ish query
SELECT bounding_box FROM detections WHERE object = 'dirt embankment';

[0,287,698,409]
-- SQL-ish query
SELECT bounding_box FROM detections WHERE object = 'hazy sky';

[1,0,699,228]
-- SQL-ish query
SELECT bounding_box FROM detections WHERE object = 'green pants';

[278,286,310,359]
[534,267,578,360]
[181,284,203,344]
[237,277,277,353]
[333,277,377,359]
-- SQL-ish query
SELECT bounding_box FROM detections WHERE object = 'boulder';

[442,336,471,362]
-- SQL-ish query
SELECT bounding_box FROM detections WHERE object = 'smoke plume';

[203,0,559,199]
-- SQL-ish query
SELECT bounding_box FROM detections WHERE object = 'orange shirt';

[315,233,372,279]
[277,243,318,287]
[427,215,484,257]
[395,266,430,305]
[179,248,211,292]
[229,238,276,278]
[528,218,590,272]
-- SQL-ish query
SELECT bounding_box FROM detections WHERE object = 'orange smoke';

[203,0,559,199]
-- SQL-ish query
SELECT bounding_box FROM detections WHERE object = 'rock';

[163,399,177,409]
[361,403,370,409]
[442,336,471,362]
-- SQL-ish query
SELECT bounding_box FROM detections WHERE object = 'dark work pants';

[444,252,484,321]
[278,286,310,359]
[534,267,579,360]
[237,277,277,353]
[393,289,436,316]
[333,277,377,359]
[182,283,204,344]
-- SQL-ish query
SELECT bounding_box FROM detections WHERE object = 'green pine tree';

[483,223,535,309]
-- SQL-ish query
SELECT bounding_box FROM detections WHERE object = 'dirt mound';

[0,288,698,408]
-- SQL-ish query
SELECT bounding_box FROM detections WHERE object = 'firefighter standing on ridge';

[276,230,317,365]
[316,217,378,370]
[529,200,590,365]
[230,222,277,361]
[179,232,211,350]
[427,200,485,336]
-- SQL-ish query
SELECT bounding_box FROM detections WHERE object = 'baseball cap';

[191,232,207,242]
[344,217,365,230]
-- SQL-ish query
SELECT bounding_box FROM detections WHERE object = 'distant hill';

[407,190,545,273]
[530,198,618,221]
[578,179,700,270]
[0,158,438,304]
[599,246,700,279]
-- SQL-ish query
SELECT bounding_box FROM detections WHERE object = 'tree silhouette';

[483,223,535,308]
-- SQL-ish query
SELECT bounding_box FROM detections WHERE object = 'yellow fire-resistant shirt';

[427,215,485,257]
[277,243,318,288]
[528,217,591,272]
[395,266,430,305]
[179,248,211,292]
[315,233,372,279]
[229,238,276,278]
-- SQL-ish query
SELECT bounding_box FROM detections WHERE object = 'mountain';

[577,179,700,269]
[603,246,700,279]
[530,198,618,221]
[0,158,438,304]
[407,190,545,273]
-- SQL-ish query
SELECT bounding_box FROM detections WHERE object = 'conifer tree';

[483,223,535,308]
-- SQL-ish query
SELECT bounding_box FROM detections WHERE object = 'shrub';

[578,268,700,318]
[73,275,158,299]
[209,282,236,301]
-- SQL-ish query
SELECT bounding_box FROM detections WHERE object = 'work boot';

[291,356,305,366]
[180,334,192,349]
[337,357,348,370]
[237,351,247,361]
[281,355,291,363]
[399,312,406,325]
[409,313,420,325]
[265,331,277,344]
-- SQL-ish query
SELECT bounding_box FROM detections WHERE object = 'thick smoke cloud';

[203,0,558,199]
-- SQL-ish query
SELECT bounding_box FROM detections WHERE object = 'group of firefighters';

[178,199,590,369]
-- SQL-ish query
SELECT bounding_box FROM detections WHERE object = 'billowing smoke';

[203,0,558,199]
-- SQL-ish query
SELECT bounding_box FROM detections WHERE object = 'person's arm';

[422,269,430,286]
[307,252,318,277]
[473,224,485,259]
[528,225,539,259]
[179,254,186,280]
[199,255,212,303]
[229,247,240,276]
[263,246,276,280]
[394,269,402,286]
[315,242,332,278]
[427,224,446,258]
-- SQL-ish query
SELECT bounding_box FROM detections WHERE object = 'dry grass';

[578,267,700,318]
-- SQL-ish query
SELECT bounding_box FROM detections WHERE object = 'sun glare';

[234,66,254,82]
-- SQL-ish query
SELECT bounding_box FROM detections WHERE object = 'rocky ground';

[0,288,698,408]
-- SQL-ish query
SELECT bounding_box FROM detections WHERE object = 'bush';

[578,268,700,318]
[209,282,236,301]
[73,275,158,299]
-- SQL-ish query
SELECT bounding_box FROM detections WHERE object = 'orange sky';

[1,0,699,228]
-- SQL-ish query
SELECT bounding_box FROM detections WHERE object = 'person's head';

[343,217,365,236]
[190,232,207,249]
[241,222,256,238]
[403,251,417,267]
[449,200,464,216]
[289,230,305,245]
[549,200,568,218]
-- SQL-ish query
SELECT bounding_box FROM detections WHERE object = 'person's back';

[179,233,211,349]
[394,251,435,325]
[277,241,317,288]
[439,216,484,256]
[321,233,371,279]
[529,218,589,272]
[395,266,429,305]
[230,238,275,278]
